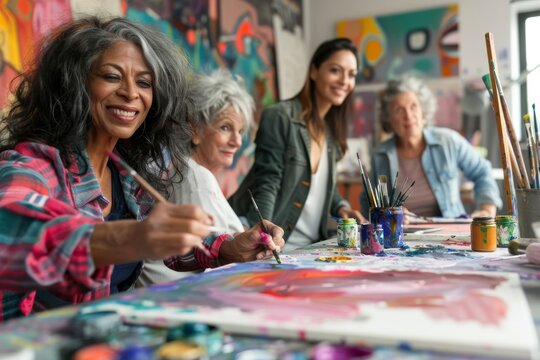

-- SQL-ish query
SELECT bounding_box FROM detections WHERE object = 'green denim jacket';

[229,98,349,241]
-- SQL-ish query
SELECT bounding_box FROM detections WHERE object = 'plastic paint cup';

[369,206,404,248]
[360,223,384,255]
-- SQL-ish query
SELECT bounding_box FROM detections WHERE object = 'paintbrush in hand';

[107,150,212,257]
[247,189,282,264]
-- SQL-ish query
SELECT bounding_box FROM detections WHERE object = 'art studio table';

[1,228,540,360]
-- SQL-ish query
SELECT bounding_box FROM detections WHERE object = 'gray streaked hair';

[2,16,193,196]
[188,68,254,132]
[379,74,437,133]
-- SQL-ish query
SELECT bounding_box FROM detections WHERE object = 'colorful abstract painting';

[0,0,72,113]
[125,0,304,196]
[336,5,459,83]
[0,0,305,196]
[83,253,537,358]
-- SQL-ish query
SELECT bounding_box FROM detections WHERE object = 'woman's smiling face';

[192,106,245,174]
[88,40,153,142]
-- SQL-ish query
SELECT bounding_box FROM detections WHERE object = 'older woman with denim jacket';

[361,76,501,219]
[229,38,366,251]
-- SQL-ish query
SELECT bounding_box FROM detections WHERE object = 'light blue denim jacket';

[361,127,502,217]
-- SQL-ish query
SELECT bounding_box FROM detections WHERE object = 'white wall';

[307,0,512,82]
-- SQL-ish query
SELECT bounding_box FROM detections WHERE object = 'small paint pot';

[336,218,359,248]
[311,343,372,360]
[471,216,497,252]
[360,223,384,255]
[155,340,205,360]
[369,207,404,248]
[72,344,118,360]
[71,310,122,340]
[496,215,519,247]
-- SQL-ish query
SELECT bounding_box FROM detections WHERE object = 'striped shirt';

[0,142,227,322]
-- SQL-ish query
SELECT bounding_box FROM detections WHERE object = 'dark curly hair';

[1,16,192,196]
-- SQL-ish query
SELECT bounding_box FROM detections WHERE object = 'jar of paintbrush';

[369,207,404,248]
[365,174,411,248]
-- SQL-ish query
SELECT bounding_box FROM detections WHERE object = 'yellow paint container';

[471,217,497,252]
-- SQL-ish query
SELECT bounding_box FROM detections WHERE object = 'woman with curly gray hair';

[361,75,501,219]
[0,16,283,320]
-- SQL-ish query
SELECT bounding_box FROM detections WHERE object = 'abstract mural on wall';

[0,0,303,196]
[335,5,461,180]
[0,0,72,113]
[336,4,459,84]
[125,0,303,196]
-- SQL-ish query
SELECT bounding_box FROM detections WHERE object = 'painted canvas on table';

[84,262,537,358]
[336,5,458,83]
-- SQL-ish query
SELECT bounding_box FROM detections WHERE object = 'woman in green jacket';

[229,38,366,250]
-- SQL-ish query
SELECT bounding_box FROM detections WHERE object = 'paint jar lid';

[472,216,495,225]
[339,218,357,224]
[311,343,373,359]
[72,344,117,360]
[496,215,517,223]
[116,345,155,360]
[155,341,205,360]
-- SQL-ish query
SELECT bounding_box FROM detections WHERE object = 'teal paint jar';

[337,218,359,248]
[496,215,519,248]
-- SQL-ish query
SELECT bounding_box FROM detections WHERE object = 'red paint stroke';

[210,269,508,325]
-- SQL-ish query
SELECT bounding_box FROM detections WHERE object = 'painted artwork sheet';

[83,257,538,359]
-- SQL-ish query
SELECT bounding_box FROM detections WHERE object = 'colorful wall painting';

[0,0,304,196]
[83,260,537,358]
[125,0,304,196]
[0,0,72,113]
[335,5,462,179]
[336,5,459,84]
